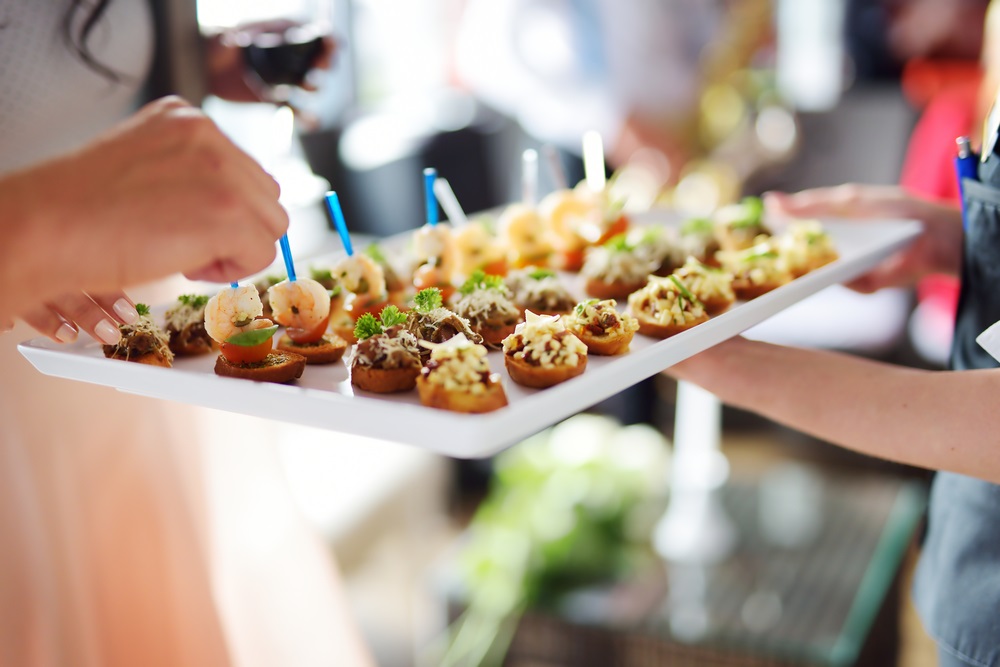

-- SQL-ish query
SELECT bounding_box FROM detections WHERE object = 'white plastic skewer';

[521,148,539,207]
[583,130,606,193]
[542,144,568,190]
[433,178,468,228]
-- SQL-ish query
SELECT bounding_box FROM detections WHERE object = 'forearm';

[671,338,1000,483]
[0,169,67,319]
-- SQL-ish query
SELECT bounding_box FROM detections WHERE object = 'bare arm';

[669,337,1000,483]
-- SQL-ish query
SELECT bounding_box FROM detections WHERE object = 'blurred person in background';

[671,3,1000,664]
[0,2,373,666]
[454,0,724,185]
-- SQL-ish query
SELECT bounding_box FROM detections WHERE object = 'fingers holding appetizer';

[103,303,174,367]
[349,305,423,394]
[417,334,507,413]
[22,291,138,346]
[205,284,305,383]
[566,299,639,356]
[501,310,588,388]
[627,275,709,338]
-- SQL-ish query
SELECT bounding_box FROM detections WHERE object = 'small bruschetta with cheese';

[566,299,639,356]
[417,334,507,413]
[718,243,792,300]
[163,294,215,357]
[349,306,423,394]
[103,303,174,367]
[626,275,709,338]
[501,311,588,388]
[505,268,576,317]
[669,257,736,315]
[452,271,521,348]
[581,234,656,300]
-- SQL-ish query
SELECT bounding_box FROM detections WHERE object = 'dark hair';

[62,0,122,82]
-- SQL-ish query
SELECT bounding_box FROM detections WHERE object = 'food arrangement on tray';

[19,136,919,454]
[96,170,839,416]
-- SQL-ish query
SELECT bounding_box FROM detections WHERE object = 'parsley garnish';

[177,294,209,309]
[354,313,383,340]
[528,268,555,280]
[459,270,505,295]
[414,288,443,313]
[729,197,764,229]
[379,305,407,328]
[135,303,151,317]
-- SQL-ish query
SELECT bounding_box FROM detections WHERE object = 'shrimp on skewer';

[333,254,390,343]
[268,278,331,333]
[204,284,273,344]
[453,221,508,280]
[412,223,457,300]
[498,204,555,269]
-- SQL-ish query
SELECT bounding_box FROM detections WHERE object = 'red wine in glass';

[241,22,328,87]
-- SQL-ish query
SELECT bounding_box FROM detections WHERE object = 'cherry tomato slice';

[286,313,331,344]
[220,337,273,365]
[346,294,390,320]
[597,215,629,245]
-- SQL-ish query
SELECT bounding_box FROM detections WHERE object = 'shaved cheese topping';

[672,257,735,303]
[164,301,206,332]
[568,299,639,337]
[627,277,706,326]
[718,243,791,286]
[774,220,838,273]
[422,334,496,395]
[502,311,587,368]
[453,287,520,326]
[581,245,656,284]
[348,327,422,370]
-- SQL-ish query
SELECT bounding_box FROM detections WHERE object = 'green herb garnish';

[135,303,151,317]
[225,325,278,347]
[379,305,407,328]
[354,313,382,340]
[604,233,632,252]
[310,266,335,283]
[459,270,506,295]
[668,275,702,309]
[177,294,209,309]
[681,217,713,236]
[528,268,556,280]
[742,249,779,262]
[574,299,599,316]
[414,288,443,313]
[365,243,387,265]
[728,197,765,229]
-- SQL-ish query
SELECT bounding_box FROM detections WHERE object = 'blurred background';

[194,0,989,664]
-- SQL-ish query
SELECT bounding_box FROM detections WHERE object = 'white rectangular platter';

[19,218,919,459]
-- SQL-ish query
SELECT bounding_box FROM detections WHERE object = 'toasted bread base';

[732,279,787,301]
[416,376,508,413]
[631,310,709,338]
[585,278,647,301]
[214,351,306,383]
[574,328,635,356]
[104,348,173,367]
[351,363,420,394]
[699,295,735,316]
[477,321,518,348]
[504,353,587,388]
[331,325,357,345]
[276,334,347,365]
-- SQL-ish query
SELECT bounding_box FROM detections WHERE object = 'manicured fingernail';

[56,322,78,343]
[113,299,139,324]
[95,319,121,345]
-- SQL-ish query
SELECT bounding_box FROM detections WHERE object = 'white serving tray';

[19,218,919,458]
